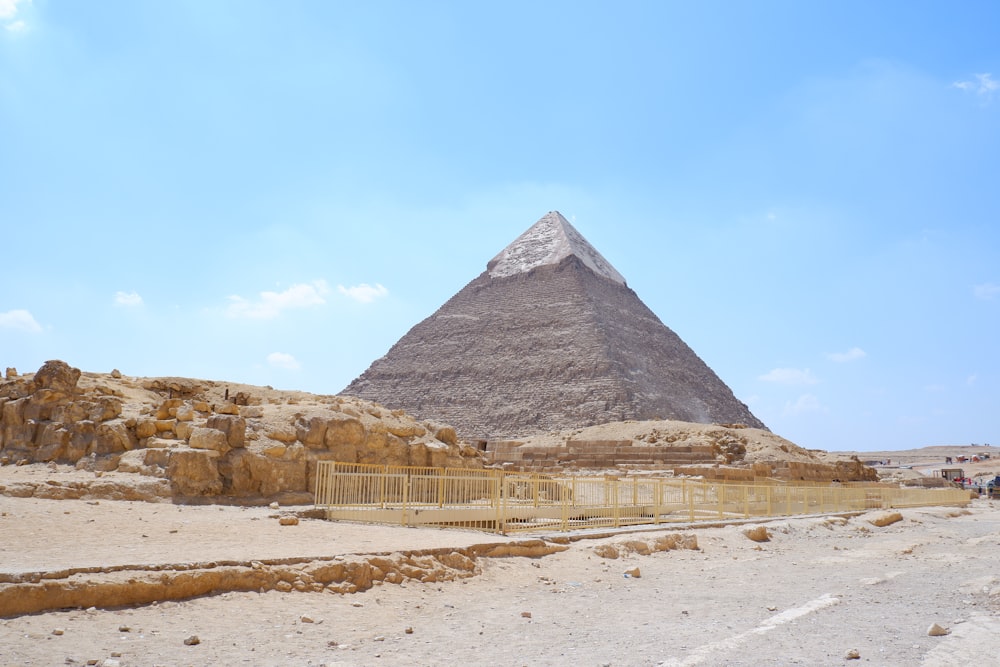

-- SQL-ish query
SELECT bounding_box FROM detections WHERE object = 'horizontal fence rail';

[313,462,971,535]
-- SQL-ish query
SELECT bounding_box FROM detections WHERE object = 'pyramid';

[342,211,767,439]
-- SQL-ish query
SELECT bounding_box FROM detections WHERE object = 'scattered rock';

[868,512,903,527]
[744,526,771,542]
[52,628,64,635]
[624,567,641,578]
[927,623,951,637]
[593,544,620,559]
[300,615,314,623]
[279,515,299,526]
[521,611,532,618]
[404,626,414,634]
[844,648,861,660]
[183,635,200,646]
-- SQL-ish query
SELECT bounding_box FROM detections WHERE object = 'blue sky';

[2,1,998,452]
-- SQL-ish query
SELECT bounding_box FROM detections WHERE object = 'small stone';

[374,636,385,642]
[118,625,131,633]
[183,635,200,646]
[767,606,778,612]
[279,516,299,526]
[110,369,122,379]
[521,611,532,619]
[625,567,641,578]
[269,502,280,510]
[404,626,414,634]
[52,628,65,636]
[300,615,314,623]
[844,648,861,660]
[927,623,951,637]
[351,602,364,608]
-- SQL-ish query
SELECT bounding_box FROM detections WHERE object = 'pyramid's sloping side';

[342,256,765,439]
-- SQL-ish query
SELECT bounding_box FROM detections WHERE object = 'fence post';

[654,479,661,525]
[613,478,620,527]
[379,469,386,509]
[401,475,410,527]
[688,480,695,522]
[561,479,569,531]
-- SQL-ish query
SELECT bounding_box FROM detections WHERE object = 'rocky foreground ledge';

[0,361,482,504]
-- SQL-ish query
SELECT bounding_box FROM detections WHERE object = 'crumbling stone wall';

[1,361,483,502]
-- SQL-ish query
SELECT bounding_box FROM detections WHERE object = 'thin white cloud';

[759,367,819,385]
[783,393,826,416]
[337,282,389,304]
[114,290,144,307]
[953,73,998,99]
[226,280,330,319]
[0,0,26,19]
[0,308,42,332]
[266,352,300,370]
[827,347,866,363]
[0,0,28,31]
[973,283,1000,300]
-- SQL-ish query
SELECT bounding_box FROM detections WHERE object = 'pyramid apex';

[487,211,627,285]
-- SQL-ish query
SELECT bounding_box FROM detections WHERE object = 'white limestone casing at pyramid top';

[486,211,627,286]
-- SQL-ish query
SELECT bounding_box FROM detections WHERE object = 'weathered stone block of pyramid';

[342,211,766,440]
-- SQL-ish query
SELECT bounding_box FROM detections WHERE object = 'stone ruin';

[0,360,483,503]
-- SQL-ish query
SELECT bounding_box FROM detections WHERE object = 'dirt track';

[3,490,1000,666]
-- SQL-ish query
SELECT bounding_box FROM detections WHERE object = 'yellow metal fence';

[313,462,970,535]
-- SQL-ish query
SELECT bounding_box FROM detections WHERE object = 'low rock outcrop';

[488,419,877,482]
[0,361,483,502]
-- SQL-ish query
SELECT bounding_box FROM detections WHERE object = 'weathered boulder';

[207,414,245,449]
[33,360,81,394]
[93,422,134,455]
[167,448,222,496]
[189,427,230,454]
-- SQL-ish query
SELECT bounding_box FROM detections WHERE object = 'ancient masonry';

[343,211,767,441]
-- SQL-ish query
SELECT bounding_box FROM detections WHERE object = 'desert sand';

[2,467,999,667]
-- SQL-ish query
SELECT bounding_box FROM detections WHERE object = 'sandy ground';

[3,490,1000,667]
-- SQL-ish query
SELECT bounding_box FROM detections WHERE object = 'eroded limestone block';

[167,448,222,496]
[33,360,81,394]
[189,427,230,453]
[207,415,245,448]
